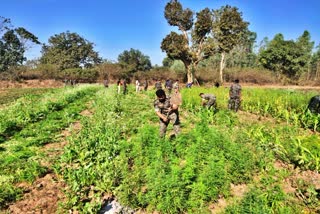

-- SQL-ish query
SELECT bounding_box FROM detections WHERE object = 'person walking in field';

[170,80,182,107]
[155,79,162,90]
[165,79,173,94]
[117,79,122,94]
[228,79,242,112]
[199,93,216,109]
[103,79,109,88]
[135,79,140,92]
[154,89,180,138]
[173,79,179,91]
[144,79,149,91]
[123,79,127,95]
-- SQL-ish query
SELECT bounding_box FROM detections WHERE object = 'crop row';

[182,87,320,171]
[57,87,272,213]
[0,85,100,142]
[0,85,100,209]
[241,88,320,131]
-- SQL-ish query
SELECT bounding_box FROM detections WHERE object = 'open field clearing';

[0,84,319,213]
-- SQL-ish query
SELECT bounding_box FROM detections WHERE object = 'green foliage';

[62,68,99,83]
[212,5,249,54]
[170,59,185,74]
[0,181,22,209]
[3,85,319,212]
[0,17,40,72]
[259,32,314,78]
[117,48,152,74]
[0,85,99,141]
[161,31,191,63]
[164,0,193,31]
[0,85,99,208]
[161,1,215,83]
[212,5,249,83]
[40,31,101,71]
[56,87,260,213]
[162,56,174,67]
[225,185,298,213]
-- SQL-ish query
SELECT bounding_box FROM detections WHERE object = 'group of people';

[135,79,149,92]
[154,79,242,138]
[199,79,242,112]
[116,79,128,94]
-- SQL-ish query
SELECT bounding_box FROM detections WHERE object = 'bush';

[224,68,277,85]
[61,68,99,83]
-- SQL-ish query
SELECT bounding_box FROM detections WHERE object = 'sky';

[1,0,320,66]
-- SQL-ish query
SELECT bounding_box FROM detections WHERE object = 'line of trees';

[1,0,320,85]
[161,0,320,84]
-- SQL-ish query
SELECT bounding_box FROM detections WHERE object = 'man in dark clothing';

[144,79,148,91]
[199,93,217,109]
[155,79,162,90]
[123,79,127,95]
[154,89,180,138]
[165,79,173,94]
[307,95,320,114]
[103,79,109,88]
[228,79,241,112]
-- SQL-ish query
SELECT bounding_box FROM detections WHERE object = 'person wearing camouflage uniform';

[155,79,162,90]
[307,95,320,114]
[123,79,127,95]
[199,93,216,109]
[228,79,242,112]
[154,89,180,138]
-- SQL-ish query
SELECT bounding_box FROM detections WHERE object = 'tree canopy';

[40,31,101,71]
[117,48,152,74]
[0,16,40,72]
[161,0,214,83]
[161,1,249,84]
[259,32,314,78]
[212,5,249,83]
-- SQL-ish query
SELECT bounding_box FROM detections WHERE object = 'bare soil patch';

[9,174,66,214]
[7,119,85,213]
[0,79,63,89]
[209,183,248,214]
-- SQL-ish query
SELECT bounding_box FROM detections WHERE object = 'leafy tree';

[117,48,152,74]
[40,31,101,71]
[170,60,185,74]
[162,57,174,67]
[161,0,214,83]
[258,34,308,78]
[257,37,270,55]
[227,30,257,68]
[311,44,320,80]
[212,5,249,83]
[0,16,40,72]
[295,30,314,78]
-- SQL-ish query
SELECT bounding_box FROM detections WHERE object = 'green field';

[0,88,56,106]
[0,85,319,213]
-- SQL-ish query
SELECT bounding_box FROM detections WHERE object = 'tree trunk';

[316,62,320,80]
[219,52,226,84]
[186,65,193,84]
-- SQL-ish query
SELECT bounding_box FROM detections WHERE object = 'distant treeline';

[1,1,320,86]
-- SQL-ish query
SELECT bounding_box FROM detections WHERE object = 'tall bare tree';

[161,0,214,83]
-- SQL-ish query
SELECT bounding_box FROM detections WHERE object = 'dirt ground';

[6,113,86,213]
[0,79,64,89]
